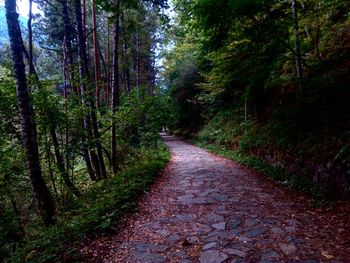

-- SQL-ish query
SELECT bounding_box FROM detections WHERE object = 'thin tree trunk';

[92,0,101,108]
[121,12,131,94]
[5,0,55,226]
[50,127,81,197]
[291,0,303,94]
[74,0,106,180]
[106,18,111,106]
[28,0,34,74]
[136,31,141,90]
[45,138,59,201]
[61,0,75,89]
[111,0,120,174]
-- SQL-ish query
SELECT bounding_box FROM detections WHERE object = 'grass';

[9,142,170,263]
[195,141,334,207]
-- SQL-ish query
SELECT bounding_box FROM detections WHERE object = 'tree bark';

[121,11,131,94]
[291,0,303,94]
[50,127,81,197]
[28,0,34,74]
[5,0,55,226]
[111,0,120,174]
[92,0,101,108]
[74,0,106,180]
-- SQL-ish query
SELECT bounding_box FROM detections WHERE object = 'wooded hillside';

[164,0,350,199]
[0,0,349,261]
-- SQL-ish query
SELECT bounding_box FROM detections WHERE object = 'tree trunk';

[121,12,131,94]
[28,0,34,74]
[92,0,101,108]
[61,0,75,87]
[5,0,55,226]
[106,18,111,106]
[291,0,303,94]
[50,127,81,197]
[74,0,106,180]
[111,0,120,174]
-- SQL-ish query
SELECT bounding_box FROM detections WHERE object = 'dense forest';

[0,0,349,262]
[164,0,350,198]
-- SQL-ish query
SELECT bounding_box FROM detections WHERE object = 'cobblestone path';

[83,134,350,262]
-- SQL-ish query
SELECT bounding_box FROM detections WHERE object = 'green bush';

[9,143,170,263]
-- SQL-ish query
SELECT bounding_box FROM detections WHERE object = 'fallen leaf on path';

[321,251,334,259]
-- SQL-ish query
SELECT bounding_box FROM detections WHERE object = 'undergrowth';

[195,141,334,207]
[8,142,170,263]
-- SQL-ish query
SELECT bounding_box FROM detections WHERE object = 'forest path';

[82,133,350,262]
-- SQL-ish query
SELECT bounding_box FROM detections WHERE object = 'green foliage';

[9,143,169,263]
[195,141,333,206]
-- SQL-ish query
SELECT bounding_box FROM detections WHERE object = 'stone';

[245,218,260,226]
[261,249,280,261]
[133,242,167,253]
[284,226,296,233]
[190,223,211,234]
[168,234,181,243]
[203,214,225,223]
[279,243,297,255]
[245,228,265,238]
[156,229,169,237]
[238,236,252,243]
[187,236,200,243]
[209,193,229,202]
[176,214,197,221]
[228,197,241,203]
[229,219,242,229]
[223,248,246,257]
[212,222,226,230]
[199,250,228,263]
[203,242,217,250]
[271,227,285,235]
[129,251,166,263]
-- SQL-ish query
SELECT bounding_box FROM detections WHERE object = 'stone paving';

[82,134,350,262]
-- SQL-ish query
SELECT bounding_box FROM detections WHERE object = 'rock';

[168,234,181,242]
[156,229,169,237]
[203,214,225,223]
[203,242,217,250]
[212,222,226,230]
[279,243,297,255]
[245,228,265,238]
[209,193,229,202]
[271,227,285,235]
[238,236,252,243]
[261,249,280,261]
[199,250,228,263]
[129,251,166,263]
[229,219,242,229]
[187,236,199,243]
[133,242,167,253]
[245,218,260,226]
[223,248,246,257]
[176,214,197,221]
[284,226,296,233]
[192,223,211,233]
[228,197,241,203]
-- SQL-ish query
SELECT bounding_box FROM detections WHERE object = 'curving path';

[82,133,350,262]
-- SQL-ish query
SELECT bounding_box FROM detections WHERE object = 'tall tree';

[5,0,55,226]
[92,0,101,108]
[74,0,107,180]
[291,0,303,94]
[111,0,120,174]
